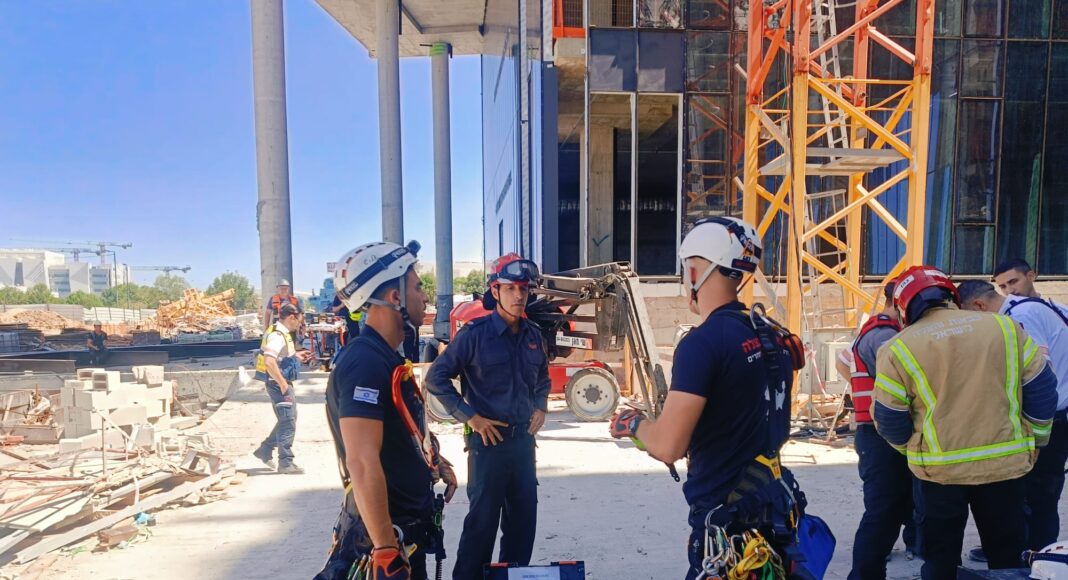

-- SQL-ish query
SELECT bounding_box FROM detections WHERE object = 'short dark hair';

[883,281,897,302]
[956,280,999,304]
[994,258,1033,278]
[278,303,301,319]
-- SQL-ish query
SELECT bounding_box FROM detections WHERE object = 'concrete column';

[377,0,404,244]
[250,0,293,303]
[431,42,453,341]
[588,124,615,265]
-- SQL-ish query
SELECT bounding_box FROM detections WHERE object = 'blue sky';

[0,1,484,293]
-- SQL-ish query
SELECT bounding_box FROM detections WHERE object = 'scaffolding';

[741,0,935,335]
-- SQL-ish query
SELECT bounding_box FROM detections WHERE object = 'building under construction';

[469,0,1067,295]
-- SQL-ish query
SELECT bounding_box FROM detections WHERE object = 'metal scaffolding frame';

[741,0,935,333]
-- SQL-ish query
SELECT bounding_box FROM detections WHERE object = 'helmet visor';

[495,259,541,285]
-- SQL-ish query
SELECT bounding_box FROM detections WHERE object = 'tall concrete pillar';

[250,0,294,302]
[431,42,454,341]
[377,0,404,244]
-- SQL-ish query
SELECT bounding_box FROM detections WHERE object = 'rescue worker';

[425,253,550,580]
[608,217,811,579]
[993,259,1068,320]
[252,303,311,474]
[959,280,1068,552]
[845,280,918,578]
[330,294,363,341]
[872,266,1059,579]
[265,279,300,330]
[86,321,108,366]
[317,240,457,580]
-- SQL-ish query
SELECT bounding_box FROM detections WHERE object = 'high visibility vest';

[255,324,295,381]
[269,294,299,314]
[850,315,901,423]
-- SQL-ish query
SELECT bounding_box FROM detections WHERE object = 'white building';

[0,249,131,298]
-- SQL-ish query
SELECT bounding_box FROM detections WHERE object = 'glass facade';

[486,0,1068,277]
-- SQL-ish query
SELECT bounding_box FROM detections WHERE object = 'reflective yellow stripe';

[875,374,909,404]
[995,315,1024,441]
[891,340,941,453]
[1033,423,1052,438]
[1024,337,1040,367]
[906,437,1034,466]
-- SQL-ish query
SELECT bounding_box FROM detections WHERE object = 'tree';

[153,275,190,302]
[23,284,59,304]
[455,270,487,295]
[0,287,27,305]
[420,272,436,300]
[206,272,258,312]
[65,291,104,308]
[101,283,165,310]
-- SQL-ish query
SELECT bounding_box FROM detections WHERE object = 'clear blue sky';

[0,1,484,293]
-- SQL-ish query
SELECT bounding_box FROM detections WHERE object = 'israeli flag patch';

[353,387,380,404]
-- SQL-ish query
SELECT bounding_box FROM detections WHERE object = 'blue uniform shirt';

[425,310,551,425]
[326,325,432,520]
[671,301,793,511]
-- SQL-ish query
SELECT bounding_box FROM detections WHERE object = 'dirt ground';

[33,374,1068,580]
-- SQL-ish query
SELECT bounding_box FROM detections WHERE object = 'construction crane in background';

[131,266,191,276]
[741,0,933,335]
[40,247,100,263]
[8,239,133,266]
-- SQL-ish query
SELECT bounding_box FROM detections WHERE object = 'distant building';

[0,248,132,298]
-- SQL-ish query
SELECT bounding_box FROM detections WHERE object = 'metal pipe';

[250,0,294,303]
[431,42,454,341]
[377,0,404,244]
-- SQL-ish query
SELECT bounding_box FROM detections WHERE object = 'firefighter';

[959,280,1068,554]
[424,253,550,580]
[609,217,816,579]
[316,241,457,580]
[844,280,918,579]
[872,266,1058,579]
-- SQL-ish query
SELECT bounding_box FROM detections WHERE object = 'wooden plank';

[14,472,224,564]
[0,529,32,557]
[0,493,89,532]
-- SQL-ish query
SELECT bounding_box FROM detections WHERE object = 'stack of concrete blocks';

[58,366,174,453]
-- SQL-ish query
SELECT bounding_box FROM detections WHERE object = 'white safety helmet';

[679,216,762,295]
[1028,542,1068,579]
[334,240,421,315]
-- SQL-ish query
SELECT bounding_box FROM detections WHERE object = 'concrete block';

[104,405,148,427]
[132,365,166,386]
[60,387,77,409]
[59,429,127,452]
[136,400,165,419]
[73,389,108,410]
[150,414,171,430]
[144,382,173,401]
[109,384,149,406]
[77,368,103,380]
[92,371,120,390]
[64,379,91,390]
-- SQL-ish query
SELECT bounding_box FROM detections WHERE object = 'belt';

[464,422,531,438]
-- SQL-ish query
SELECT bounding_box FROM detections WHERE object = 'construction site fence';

[0,304,156,324]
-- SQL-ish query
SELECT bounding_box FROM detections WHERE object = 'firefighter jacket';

[872,306,1058,485]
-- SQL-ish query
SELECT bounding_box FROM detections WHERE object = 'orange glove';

[609,408,645,439]
[371,546,410,579]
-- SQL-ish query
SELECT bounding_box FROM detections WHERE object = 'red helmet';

[892,265,960,325]
[488,253,540,286]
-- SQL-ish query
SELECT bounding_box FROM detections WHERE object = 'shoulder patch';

[352,386,380,405]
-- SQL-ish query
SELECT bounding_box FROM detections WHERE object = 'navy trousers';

[453,427,537,580]
[849,423,918,579]
[914,477,1026,579]
[1026,417,1068,550]
[256,379,297,467]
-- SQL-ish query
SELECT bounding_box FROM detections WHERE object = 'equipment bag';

[794,514,836,580]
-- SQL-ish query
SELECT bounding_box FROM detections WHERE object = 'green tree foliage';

[65,291,104,308]
[101,284,166,310]
[23,284,60,304]
[455,270,487,295]
[153,275,190,302]
[420,272,436,299]
[206,272,258,311]
[0,287,27,305]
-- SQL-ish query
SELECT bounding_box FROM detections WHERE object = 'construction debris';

[0,364,228,564]
[153,289,236,335]
[0,311,74,332]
